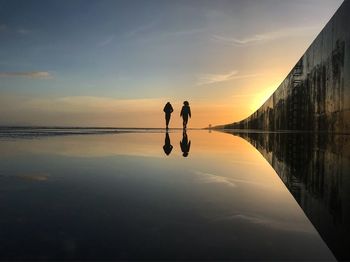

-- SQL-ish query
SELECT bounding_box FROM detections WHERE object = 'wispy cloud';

[123,19,203,42]
[159,28,205,38]
[193,170,276,189]
[212,213,314,234]
[16,173,50,182]
[212,34,270,45]
[193,171,237,187]
[98,35,115,47]
[0,71,52,79]
[124,20,158,38]
[212,26,318,46]
[197,70,260,86]
[133,27,205,44]
[101,22,195,46]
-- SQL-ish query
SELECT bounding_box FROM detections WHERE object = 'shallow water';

[0,129,342,260]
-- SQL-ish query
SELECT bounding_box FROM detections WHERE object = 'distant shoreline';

[0,126,203,130]
[0,126,205,139]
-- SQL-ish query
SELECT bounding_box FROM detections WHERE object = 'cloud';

[159,28,205,38]
[193,170,276,189]
[213,213,314,234]
[98,35,116,47]
[197,70,260,85]
[0,71,52,79]
[16,173,50,182]
[212,26,318,46]
[193,170,237,187]
[212,34,270,45]
[131,27,205,45]
[123,20,203,41]
[124,20,158,38]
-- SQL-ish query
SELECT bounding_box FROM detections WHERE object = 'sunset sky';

[0,0,344,128]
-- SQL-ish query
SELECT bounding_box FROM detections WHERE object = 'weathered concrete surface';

[226,131,350,260]
[224,0,350,132]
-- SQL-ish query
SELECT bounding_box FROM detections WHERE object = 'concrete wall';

[226,131,350,260]
[224,0,350,132]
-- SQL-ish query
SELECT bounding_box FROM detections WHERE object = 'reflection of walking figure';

[163,132,173,156]
[163,102,174,129]
[180,130,191,157]
[180,101,191,129]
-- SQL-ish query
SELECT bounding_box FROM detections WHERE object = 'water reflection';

[226,131,350,261]
[0,130,336,260]
[163,132,173,156]
[180,130,191,157]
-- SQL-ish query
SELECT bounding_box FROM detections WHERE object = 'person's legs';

[165,114,170,128]
[183,117,188,129]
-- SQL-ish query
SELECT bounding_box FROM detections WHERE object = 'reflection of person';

[180,130,191,157]
[180,101,191,129]
[163,102,174,129]
[163,131,173,156]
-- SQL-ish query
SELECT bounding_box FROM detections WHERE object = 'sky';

[0,0,344,128]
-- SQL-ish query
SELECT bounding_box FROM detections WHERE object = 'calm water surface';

[0,129,338,260]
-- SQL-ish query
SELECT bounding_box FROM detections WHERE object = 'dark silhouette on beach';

[163,131,173,156]
[163,102,174,129]
[180,130,191,157]
[180,101,191,129]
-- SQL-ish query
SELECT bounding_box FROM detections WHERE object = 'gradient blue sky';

[0,0,344,127]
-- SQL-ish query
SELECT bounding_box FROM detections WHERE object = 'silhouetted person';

[163,102,174,129]
[180,130,191,157]
[163,131,173,156]
[180,101,191,129]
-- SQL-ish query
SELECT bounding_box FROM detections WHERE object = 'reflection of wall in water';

[224,1,350,133]
[230,132,350,260]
